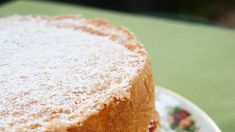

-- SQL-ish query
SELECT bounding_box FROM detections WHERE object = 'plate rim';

[156,85,222,132]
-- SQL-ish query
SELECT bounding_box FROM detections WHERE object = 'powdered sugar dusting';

[0,16,146,131]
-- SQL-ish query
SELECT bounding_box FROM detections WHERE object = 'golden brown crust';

[48,16,146,55]
[0,15,159,131]
[43,16,159,132]
[63,58,157,132]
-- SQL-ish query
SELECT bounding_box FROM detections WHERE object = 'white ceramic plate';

[156,86,221,132]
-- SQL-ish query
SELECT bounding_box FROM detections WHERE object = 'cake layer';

[0,16,157,131]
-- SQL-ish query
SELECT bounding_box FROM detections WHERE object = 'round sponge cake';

[0,16,159,131]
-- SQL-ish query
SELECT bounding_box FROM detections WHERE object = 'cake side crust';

[45,16,159,132]
[45,58,158,132]
[0,15,159,131]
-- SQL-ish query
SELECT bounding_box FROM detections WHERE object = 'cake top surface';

[0,16,146,131]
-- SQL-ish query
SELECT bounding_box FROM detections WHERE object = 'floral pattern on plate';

[156,86,221,132]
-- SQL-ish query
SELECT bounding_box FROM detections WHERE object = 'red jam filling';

[148,120,157,132]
